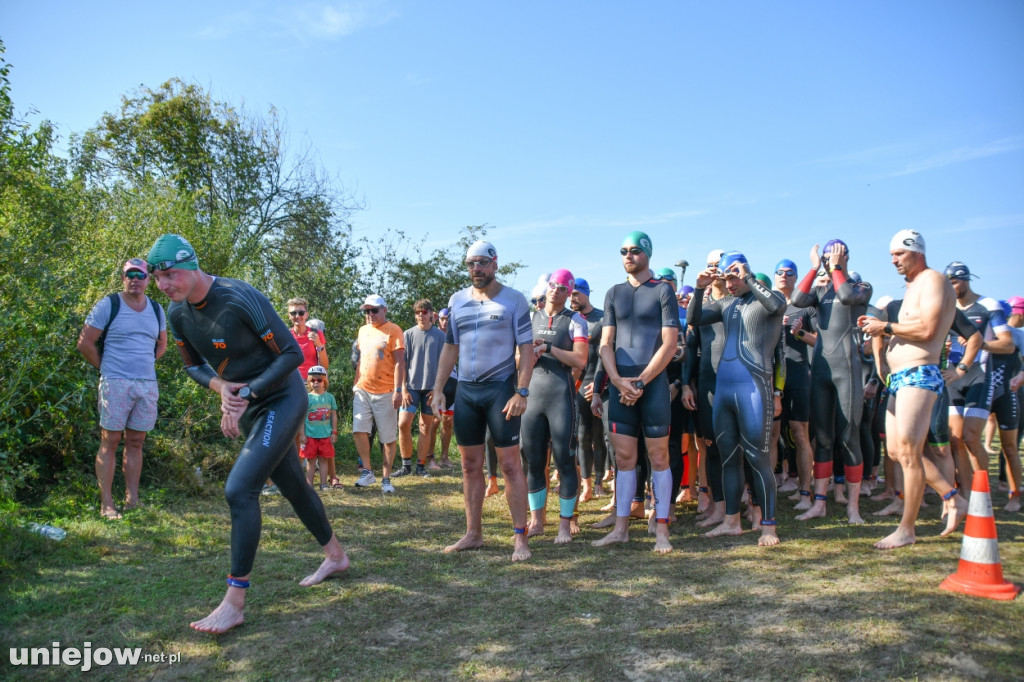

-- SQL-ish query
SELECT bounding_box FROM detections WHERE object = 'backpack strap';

[148,296,163,356]
[96,293,122,358]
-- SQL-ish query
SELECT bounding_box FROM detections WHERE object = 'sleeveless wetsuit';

[522,308,588,518]
[689,275,786,522]
[168,277,334,577]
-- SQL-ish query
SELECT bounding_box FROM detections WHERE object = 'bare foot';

[300,551,350,586]
[484,478,500,498]
[795,502,826,521]
[778,478,798,493]
[874,527,916,549]
[511,534,531,561]
[1005,495,1021,513]
[593,483,604,498]
[704,519,743,538]
[190,598,244,634]
[847,510,865,525]
[554,519,573,545]
[100,506,122,520]
[872,489,895,502]
[758,527,781,546]
[439,458,454,468]
[941,495,968,537]
[873,498,904,517]
[696,511,725,528]
[123,499,143,512]
[580,480,594,503]
[653,524,672,554]
[630,501,645,520]
[696,491,710,515]
[526,521,544,538]
[648,513,657,535]
[569,515,581,535]
[592,512,617,529]
[444,532,484,554]
[599,498,616,512]
[750,507,762,531]
[834,489,848,504]
[592,527,630,547]
[427,460,442,471]
[603,470,615,483]
[676,488,692,503]
[793,496,812,511]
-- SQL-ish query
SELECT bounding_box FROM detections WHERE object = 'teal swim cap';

[655,267,676,281]
[147,234,199,271]
[621,231,653,258]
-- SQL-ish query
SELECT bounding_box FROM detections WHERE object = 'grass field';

[2,445,1023,681]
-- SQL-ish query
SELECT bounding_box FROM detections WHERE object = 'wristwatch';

[633,379,646,390]
[545,341,553,354]
[956,362,969,373]
[237,386,252,400]
[884,322,894,336]
[516,387,530,397]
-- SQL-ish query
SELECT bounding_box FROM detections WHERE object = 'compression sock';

[652,468,672,521]
[559,495,577,519]
[528,489,547,512]
[616,468,637,517]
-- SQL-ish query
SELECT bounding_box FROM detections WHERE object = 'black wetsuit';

[522,308,587,516]
[689,275,786,522]
[168,277,334,577]
[793,275,873,484]
[576,306,607,482]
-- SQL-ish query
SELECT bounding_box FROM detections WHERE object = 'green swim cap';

[755,272,772,288]
[147,234,199,271]
[655,267,676,281]
[621,231,653,258]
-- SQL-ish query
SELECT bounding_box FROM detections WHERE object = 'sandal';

[329,476,343,489]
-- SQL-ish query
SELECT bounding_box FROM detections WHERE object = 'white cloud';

[887,136,1024,178]
[814,135,1024,178]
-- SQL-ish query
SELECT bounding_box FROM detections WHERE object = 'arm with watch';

[944,310,982,382]
[503,341,536,420]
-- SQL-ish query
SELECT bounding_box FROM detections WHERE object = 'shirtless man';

[859,230,967,549]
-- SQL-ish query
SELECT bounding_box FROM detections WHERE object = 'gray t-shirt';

[85,294,165,380]
[404,325,445,391]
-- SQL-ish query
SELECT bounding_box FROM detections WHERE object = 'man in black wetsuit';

[592,231,679,554]
[148,234,348,634]
[571,277,607,500]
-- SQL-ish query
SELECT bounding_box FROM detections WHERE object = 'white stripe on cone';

[966,489,993,518]
[960,535,1002,565]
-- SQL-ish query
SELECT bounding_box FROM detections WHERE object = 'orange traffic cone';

[940,469,1020,600]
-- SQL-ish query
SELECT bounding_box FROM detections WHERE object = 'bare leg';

[439,414,455,466]
[554,516,573,544]
[846,481,864,524]
[353,432,373,476]
[498,445,532,561]
[420,414,440,467]
[527,508,546,537]
[122,428,146,510]
[381,441,397,479]
[876,389,934,549]
[398,410,415,466]
[485,475,500,497]
[796,478,828,520]
[96,428,123,519]
[1000,429,1021,512]
[445,445,485,553]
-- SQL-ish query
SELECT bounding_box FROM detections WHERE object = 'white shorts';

[98,377,159,432]
[352,388,398,443]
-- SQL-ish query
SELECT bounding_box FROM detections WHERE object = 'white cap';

[307,318,325,332]
[890,229,925,254]
[466,240,497,260]
[531,283,547,301]
[359,294,387,310]
[875,295,895,309]
[308,365,327,376]
[706,249,725,266]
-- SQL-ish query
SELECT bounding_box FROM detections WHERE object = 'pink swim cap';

[548,269,575,292]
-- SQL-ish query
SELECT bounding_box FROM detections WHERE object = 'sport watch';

[633,379,646,390]
[237,386,252,400]
[516,387,529,397]
[956,363,969,373]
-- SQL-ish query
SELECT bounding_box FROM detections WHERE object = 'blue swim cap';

[680,285,694,296]
[774,259,797,276]
[719,251,749,274]
[574,278,591,296]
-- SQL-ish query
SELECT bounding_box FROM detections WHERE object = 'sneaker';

[261,484,279,496]
[415,463,428,477]
[381,478,396,494]
[355,469,376,487]
[391,464,413,478]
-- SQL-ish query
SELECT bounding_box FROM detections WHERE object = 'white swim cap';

[706,249,725,267]
[890,230,925,254]
[466,240,498,260]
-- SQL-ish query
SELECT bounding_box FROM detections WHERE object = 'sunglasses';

[148,253,196,272]
[466,258,493,269]
[415,309,432,315]
[548,282,569,293]
[775,269,795,276]
[289,310,307,317]
[309,377,324,382]
[363,307,380,314]
[620,247,644,256]
[124,270,148,280]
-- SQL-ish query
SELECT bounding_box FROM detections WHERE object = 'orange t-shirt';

[355,321,405,394]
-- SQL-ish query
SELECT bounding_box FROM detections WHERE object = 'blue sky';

[4,1,1023,307]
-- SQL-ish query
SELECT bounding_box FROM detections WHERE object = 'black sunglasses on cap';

[148,253,197,272]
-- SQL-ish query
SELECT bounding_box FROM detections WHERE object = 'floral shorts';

[98,377,159,432]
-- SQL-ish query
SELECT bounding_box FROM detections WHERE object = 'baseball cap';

[147,234,199,271]
[308,365,327,376]
[574,278,591,296]
[360,294,387,310]
[123,258,148,274]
